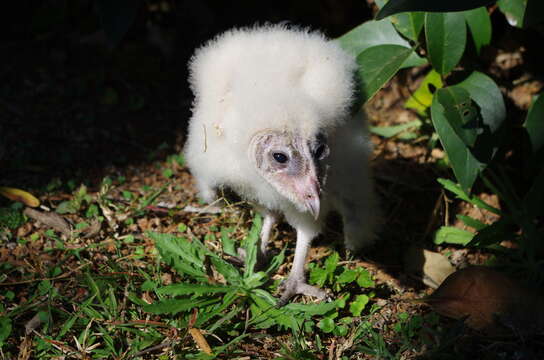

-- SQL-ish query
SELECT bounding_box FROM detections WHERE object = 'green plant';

[144,215,348,357]
[338,0,544,275]
[56,184,92,214]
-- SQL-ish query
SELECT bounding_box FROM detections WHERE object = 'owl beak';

[301,176,321,220]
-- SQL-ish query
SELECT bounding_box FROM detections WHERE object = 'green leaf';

[336,20,426,68]
[144,298,220,315]
[438,178,501,214]
[425,12,467,75]
[376,0,496,20]
[220,227,237,256]
[356,269,375,288]
[431,89,483,192]
[244,214,262,278]
[524,93,544,156]
[264,247,286,275]
[356,45,413,102]
[324,252,339,273]
[57,315,78,339]
[317,318,335,333]
[243,271,268,288]
[337,19,410,56]
[405,69,443,115]
[497,0,527,28]
[0,316,11,345]
[456,214,487,231]
[457,72,505,136]
[285,297,345,316]
[210,256,242,285]
[150,233,208,280]
[462,7,492,54]
[309,266,328,287]
[349,294,370,316]
[249,292,303,330]
[337,268,358,284]
[309,252,340,287]
[431,72,505,193]
[55,200,79,214]
[0,207,25,229]
[156,283,234,296]
[435,87,481,147]
[434,226,474,245]
[391,12,425,41]
[334,325,349,337]
[469,218,516,247]
[370,119,422,138]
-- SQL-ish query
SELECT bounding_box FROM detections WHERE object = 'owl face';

[249,129,330,219]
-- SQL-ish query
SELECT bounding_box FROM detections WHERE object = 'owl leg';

[258,208,280,260]
[278,227,328,306]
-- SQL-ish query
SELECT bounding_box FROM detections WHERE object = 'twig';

[130,340,175,358]
[0,261,90,286]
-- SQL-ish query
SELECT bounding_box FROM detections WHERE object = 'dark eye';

[314,144,329,160]
[273,152,289,163]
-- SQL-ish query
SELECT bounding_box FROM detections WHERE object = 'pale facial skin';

[250,130,330,219]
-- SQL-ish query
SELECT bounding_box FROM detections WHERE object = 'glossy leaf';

[456,73,505,131]
[356,45,413,103]
[405,69,443,115]
[425,12,467,75]
[463,7,492,53]
[336,20,426,68]
[431,89,484,192]
[391,12,425,41]
[497,0,526,27]
[376,0,496,20]
[434,87,481,147]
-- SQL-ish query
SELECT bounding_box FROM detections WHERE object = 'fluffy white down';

[184,25,374,244]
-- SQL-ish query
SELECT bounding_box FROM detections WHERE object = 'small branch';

[0,261,90,286]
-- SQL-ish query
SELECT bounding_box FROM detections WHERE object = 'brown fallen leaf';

[424,266,544,334]
[17,335,33,360]
[0,186,40,207]
[188,328,213,355]
[23,208,71,236]
[404,246,455,289]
